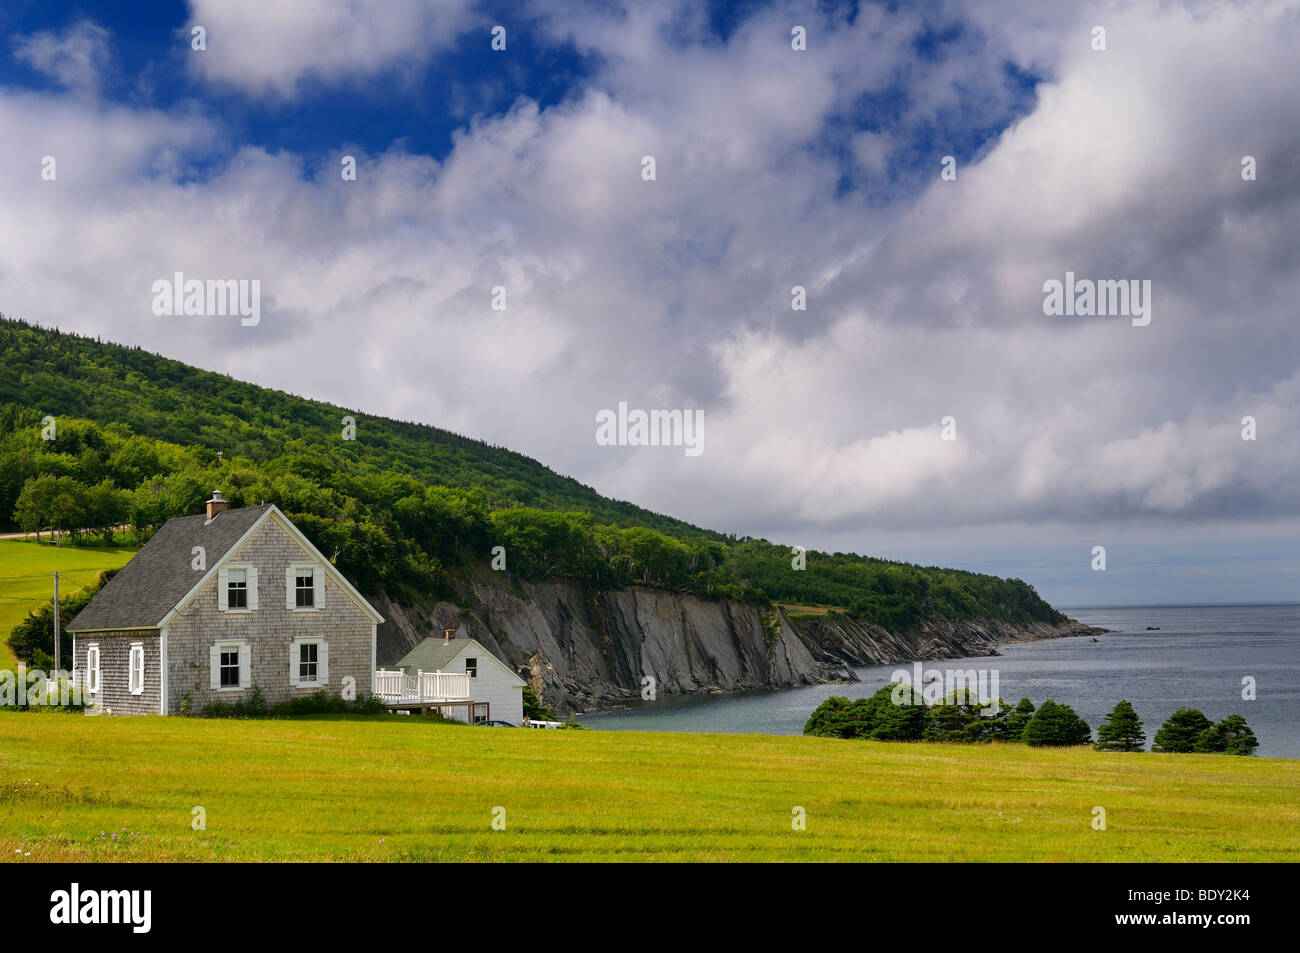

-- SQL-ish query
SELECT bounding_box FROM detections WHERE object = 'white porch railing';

[374,669,472,704]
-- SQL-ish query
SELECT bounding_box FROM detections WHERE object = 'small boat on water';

[1090,637,1099,642]
[1146,626,1161,630]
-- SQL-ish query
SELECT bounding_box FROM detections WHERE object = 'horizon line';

[1062,602,1300,610]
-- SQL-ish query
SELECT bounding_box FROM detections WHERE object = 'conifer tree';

[1152,708,1212,753]
[1005,697,1036,742]
[1194,714,1259,756]
[1022,699,1091,746]
[1096,700,1145,751]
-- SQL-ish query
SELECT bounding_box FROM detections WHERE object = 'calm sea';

[576,604,1300,759]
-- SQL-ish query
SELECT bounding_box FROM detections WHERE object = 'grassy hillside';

[1,714,1295,861]
[0,316,1066,635]
[0,539,134,670]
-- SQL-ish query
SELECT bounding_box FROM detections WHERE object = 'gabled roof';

[392,638,526,687]
[68,504,384,632]
[67,505,271,632]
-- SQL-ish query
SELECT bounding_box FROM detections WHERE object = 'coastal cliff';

[375,580,1101,713]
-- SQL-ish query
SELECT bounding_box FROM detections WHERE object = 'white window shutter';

[286,568,296,610]
[289,642,299,686]
[319,642,329,685]
[239,643,251,686]
[217,568,229,611]
[209,645,221,689]
[246,567,259,610]
[312,567,321,607]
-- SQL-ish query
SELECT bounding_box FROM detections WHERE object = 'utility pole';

[53,572,60,675]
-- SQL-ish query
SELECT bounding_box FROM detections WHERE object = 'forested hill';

[0,317,1066,631]
[0,317,706,535]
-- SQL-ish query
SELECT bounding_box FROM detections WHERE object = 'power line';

[0,573,103,581]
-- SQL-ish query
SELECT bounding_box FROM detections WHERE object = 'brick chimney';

[443,627,456,643]
[205,490,229,521]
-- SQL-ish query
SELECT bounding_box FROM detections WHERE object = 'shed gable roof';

[392,638,526,686]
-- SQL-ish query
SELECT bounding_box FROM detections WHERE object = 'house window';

[128,643,145,695]
[220,646,241,687]
[465,657,477,678]
[85,644,100,694]
[211,641,250,693]
[219,565,257,613]
[290,638,327,688]
[227,568,248,609]
[298,642,318,682]
[287,565,319,612]
[472,702,489,724]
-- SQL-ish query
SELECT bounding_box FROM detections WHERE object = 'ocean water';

[576,604,1300,758]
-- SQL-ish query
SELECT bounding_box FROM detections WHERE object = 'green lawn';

[1,713,1295,862]
[0,538,137,670]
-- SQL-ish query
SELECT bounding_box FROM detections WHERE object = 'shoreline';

[578,614,1105,714]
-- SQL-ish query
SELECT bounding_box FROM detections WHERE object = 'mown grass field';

[0,539,137,670]
[1,713,1296,862]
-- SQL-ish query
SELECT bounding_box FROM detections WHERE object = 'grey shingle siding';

[164,517,375,714]
[74,631,160,715]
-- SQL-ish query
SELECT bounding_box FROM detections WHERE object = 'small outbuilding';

[392,632,526,725]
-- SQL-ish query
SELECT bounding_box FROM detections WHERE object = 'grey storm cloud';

[1,0,1297,562]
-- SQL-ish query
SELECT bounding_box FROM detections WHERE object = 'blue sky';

[0,0,597,163]
[0,1,1039,192]
[1,0,1298,608]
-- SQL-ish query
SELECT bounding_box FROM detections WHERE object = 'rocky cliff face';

[374,580,1101,713]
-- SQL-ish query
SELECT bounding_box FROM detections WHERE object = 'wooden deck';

[374,669,473,711]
